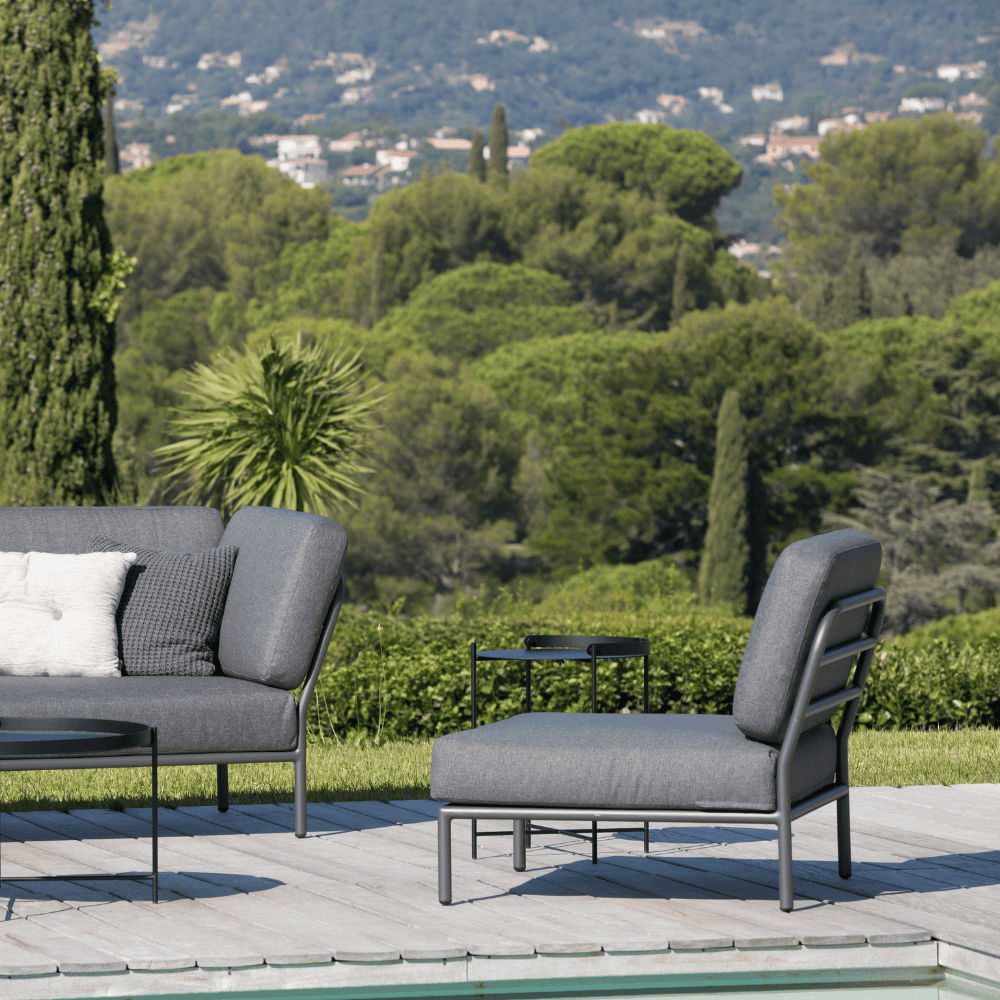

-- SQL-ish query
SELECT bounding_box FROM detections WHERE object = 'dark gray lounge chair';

[432,529,885,911]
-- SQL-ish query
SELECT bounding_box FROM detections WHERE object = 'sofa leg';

[777,814,793,912]
[513,820,526,872]
[294,751,307,838]
[216,764,229,813]
[438,809,453,904]
[837,793,852,879]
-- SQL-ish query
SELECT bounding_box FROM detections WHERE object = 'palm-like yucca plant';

[156,334,382,518]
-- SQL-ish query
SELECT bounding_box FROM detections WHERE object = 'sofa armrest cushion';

[216,507,347,689]
[90,536,237,676]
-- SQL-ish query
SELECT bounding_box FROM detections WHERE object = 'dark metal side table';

[469,635,651,864]
[0,718,159,903]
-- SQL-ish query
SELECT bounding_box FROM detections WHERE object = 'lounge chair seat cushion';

[431,712,836,812]
[0,676,297,754]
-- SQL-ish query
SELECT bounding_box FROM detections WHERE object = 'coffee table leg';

[152,727,158,904]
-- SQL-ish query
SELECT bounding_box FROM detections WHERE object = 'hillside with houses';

[97,0,998,239]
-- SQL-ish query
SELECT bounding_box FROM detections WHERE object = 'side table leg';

[152,727,158,904]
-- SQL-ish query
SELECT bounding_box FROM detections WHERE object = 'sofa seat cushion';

[0,676,297,754]
[431,713,836,812]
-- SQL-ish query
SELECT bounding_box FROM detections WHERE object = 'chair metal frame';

[0,576,346,840]
[439,588,885,912]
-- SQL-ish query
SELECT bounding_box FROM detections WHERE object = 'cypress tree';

[698,388,751,612]
[827,243,872,330]
[671,241,688,327]
[968,460,990,503]
[468,129,486,182]
[0,0,117,505]
[487,103,509,187]
[103,85,119,177]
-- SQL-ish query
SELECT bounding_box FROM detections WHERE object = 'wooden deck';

[1,785,999,998]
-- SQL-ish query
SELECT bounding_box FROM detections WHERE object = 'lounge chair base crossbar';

[472,818,650,862]
[440,783,851,913]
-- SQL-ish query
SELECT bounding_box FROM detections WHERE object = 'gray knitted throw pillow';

[89,535,238,676]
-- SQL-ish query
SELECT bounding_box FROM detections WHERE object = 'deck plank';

[1,784,998,992]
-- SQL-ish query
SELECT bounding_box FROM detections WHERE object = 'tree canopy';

[775,116,1000,269]
[531,124,743,227]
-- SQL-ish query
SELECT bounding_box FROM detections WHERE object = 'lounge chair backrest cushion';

[733,529,881,745]
[217,506,347,690]
[0,506,223,554]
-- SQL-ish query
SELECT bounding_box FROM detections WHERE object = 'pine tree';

[468,129,485,182]
[487,103,509,187]
[0,0,117,505]
[103,85,119,177]
[698,389,751,612]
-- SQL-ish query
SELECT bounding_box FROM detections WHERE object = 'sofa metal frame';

[438,587,885,912]
[0,576,346,840]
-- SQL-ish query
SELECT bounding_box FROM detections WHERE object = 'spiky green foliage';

[156,335,382,517]
[698,388,750,612]
[0,0,118,505]
[487,103,508,187]
[467,129,485,182]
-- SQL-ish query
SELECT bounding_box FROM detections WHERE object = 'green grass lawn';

[2,728,998,813]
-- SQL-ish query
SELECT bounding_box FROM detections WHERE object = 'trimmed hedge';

[310,608,751,740]
[310,608,1000,740]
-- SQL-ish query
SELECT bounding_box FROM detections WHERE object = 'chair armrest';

[295,576,346,748]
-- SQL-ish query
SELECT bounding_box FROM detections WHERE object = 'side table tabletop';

[0,718,158,902]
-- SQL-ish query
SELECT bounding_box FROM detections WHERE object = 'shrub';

[310,607,1000,741]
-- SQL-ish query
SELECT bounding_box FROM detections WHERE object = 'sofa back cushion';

[91,536,237,676]
[0,506,223,554]
[217,507,347,689]
[733,529,882,745]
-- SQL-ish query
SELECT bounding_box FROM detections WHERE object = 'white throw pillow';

[0,551,137,677]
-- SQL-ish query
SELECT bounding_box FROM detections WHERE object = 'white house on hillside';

[267,135,328,188]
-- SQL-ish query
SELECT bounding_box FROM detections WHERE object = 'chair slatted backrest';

[733,529,882,745]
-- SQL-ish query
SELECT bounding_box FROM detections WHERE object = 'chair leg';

[216,764,229,813]
[644,821,649,853]
[438,809,453,904]
[777,813,794,912]
[837,793,852,879]
[592,820,598,864]
[513,820,526,872]
[471,819,478,859]
[294,751,307,838]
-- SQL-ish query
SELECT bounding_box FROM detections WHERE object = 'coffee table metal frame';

[0,718,158,903]
[469,635,651,863]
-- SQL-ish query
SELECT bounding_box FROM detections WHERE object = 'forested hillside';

[106,118,1000,631]
[95,0,996,132]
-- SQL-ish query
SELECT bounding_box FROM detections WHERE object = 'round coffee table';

[0,718,158,902]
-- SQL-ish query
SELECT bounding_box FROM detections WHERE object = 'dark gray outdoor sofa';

[0,504,346,838]
[432,529,885,912]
